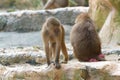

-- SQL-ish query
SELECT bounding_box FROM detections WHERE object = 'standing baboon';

[44,0,68,9]
[70,13,105,62]
[42,17,69,69]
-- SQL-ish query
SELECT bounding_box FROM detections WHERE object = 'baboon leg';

[42,35,51,66]
[49,44,53,61]
[55,40,61,69]
[51,42,56,61]
[61,25,68,63]
[61,41,69,63]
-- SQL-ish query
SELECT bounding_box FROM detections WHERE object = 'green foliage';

[73,69,83,80]
[93,2,110,31]
[61,73,67,80]
[109,0,120,11]
[114,12,120,28]
[95,8,108,31]
[30,0,42,8]
[0,0,43,10]
[109,0,120,28]
[69,0,77,6]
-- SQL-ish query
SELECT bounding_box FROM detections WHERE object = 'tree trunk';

[89,0,110,31]
[89,0,120,47]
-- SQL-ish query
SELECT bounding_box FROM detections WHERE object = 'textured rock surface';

[0,47,120,80]
[0,47,73,65]
[0,16,7,30]
[89,0,110,31]
[0,47,120,65]
[0,61,120,80]
[0,7,88,32]
[89,0,120,47]
[99,0,120,47]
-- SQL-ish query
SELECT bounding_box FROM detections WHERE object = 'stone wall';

[0,7,89,32]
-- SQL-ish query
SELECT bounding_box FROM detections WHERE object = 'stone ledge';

[0,47,120,65]
[0,61,120,80]
[0,7,89,32]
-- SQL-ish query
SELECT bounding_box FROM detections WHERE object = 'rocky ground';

[0,46,120,80]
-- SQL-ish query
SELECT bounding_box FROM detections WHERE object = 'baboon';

[70,13,105,62]
[42,17,69,69]
[44,0,68,9]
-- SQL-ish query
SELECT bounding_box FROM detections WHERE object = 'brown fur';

[44,0,68,9]
[42,17,68,69]
[70,13,102,61]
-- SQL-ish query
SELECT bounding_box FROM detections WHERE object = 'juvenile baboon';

[42,17,68,69]
[44,0,68,9]
[70,13,105,62]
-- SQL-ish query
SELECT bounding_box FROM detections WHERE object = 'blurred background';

[0,0,43,11]
[0,0,89,48]
[0,0,88,11]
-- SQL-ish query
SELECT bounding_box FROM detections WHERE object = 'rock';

[0,7,89,32]
[102,47,120,55]
[102,47,120,61]
[0,47,46,65]
[99,0,120,47]
[0,46,120,65]
[0,47,74,65]
[0,47,120,79]
[89,0,120,47]
[0,16,7,31]
[89,0,110,31]
[0,61,120,80]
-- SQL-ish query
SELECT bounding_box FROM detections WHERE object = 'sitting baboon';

[70,13,105,62]
[42,17,69,69]
[44,0,68,9]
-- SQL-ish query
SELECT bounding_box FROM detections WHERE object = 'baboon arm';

[54,40,61,69]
